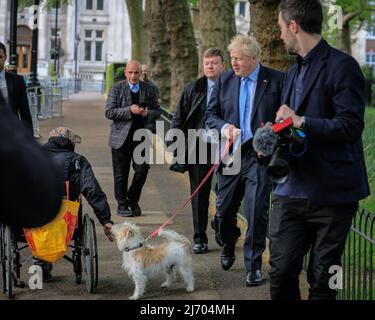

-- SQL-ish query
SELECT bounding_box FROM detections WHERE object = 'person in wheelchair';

[36,127,113,281]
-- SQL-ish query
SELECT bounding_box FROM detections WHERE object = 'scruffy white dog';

[111,222,195,300]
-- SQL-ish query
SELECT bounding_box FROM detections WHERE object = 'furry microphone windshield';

[252,124,278,157]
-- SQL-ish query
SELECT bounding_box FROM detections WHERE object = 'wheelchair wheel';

[83,215,98,293]
[1,225,13,299]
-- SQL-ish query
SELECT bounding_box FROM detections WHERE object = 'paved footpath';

[3,92,273,300]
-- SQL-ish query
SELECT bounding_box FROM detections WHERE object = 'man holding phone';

[105,60,161,217]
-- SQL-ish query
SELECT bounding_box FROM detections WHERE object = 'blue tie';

[130,83,139,93]
[240,77,250,143]
[207,84,214,106]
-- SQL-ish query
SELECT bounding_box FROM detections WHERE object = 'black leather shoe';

[221,244,235,270]
[246,270,264,286]
[117,205,134,217]
[130,202,142,216]
[210,218,224,247]
[193,243,208,254]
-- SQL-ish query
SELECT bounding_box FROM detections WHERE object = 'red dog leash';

[145,138,234,242]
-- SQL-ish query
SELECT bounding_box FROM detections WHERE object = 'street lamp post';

[9,0,18,73]
[54,0,59,79]
[28,0,40,87]
[74,0,79,93]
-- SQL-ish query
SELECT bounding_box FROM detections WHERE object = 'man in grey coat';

[105,60,161,217]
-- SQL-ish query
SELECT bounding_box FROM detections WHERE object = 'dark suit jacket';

[5,72,33,133]
[105,80,161,149]
[205,65,284,151]
[282,39,370,205]
[0,107,61,228]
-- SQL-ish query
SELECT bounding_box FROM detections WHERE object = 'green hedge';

[360,107,375,212]
[105,63,126,94]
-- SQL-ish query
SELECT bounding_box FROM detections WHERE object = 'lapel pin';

[263,80,268,84]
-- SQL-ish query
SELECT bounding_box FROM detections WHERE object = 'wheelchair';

[0,200,98,299]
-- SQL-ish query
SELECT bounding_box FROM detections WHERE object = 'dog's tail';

[158,229,191,247]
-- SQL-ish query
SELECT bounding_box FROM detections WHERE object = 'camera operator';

[269,0,370,300]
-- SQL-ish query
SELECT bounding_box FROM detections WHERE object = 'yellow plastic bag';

[23,182,80,263]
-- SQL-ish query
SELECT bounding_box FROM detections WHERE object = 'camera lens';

[267,147,289,184]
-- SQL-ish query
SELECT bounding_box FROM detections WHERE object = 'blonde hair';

[228,35,261,61]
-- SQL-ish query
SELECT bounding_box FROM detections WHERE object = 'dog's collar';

[124,242,144,252]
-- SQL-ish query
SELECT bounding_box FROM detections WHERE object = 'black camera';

[253,117,306,183]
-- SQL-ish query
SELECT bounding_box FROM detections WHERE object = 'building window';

[97,0,104,10]
[22,46,28,68]
[83,29,104,62]
[86,0,93,10]
[239,1,246,17]
[85,41,91,61]
[85,30,92,38]
[368,25,375,38]
[366,52,375,66]
[51,28,61,37]
[96,41,103,61]
[86,0,104,11]
[96,30,103,39]
[367,15,375,38]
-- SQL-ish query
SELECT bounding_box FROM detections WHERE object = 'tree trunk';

[144,0,151,66]
[249,0,292,71]
[338,22,352,55]
[199,0,236,72]
[161,0,198,111]
[145,0,171,108]
[125,0,145,62]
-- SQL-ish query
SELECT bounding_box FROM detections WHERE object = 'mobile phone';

[139,102,148,109]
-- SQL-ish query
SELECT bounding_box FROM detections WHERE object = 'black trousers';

[269,194,357,300]
[111,136,150,207]
[216,146,271,271]
[188,164,213,244]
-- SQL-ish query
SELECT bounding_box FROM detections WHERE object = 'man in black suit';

[269,0,370,300]
[169,48,225,254]
[105,60,161,217]
[0,95,61,228]
[205,35,283,286]
[0,42,32,133]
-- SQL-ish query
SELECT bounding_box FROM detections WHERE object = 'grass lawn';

[360,107,375,212]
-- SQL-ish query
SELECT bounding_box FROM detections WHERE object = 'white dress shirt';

[0,70,9,108]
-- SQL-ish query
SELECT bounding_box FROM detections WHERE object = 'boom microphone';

[252,123,278,157]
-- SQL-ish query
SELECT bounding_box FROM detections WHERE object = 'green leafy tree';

[322,0,374,55]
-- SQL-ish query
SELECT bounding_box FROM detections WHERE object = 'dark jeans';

[269,194,357,300]
[111,137,150,207]
[188,164,213,244]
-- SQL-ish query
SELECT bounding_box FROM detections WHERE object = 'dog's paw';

[186,286,195,293]
[129,294,140,300]
[161,281,170,288]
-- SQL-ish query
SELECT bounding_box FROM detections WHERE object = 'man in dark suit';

[205,35,283,286]
[0,42,32,133]
[269,0,370,300]
[0,94,61,228]
[105,60,161,217]
[141,64,160,134]
[169,48,225,254]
